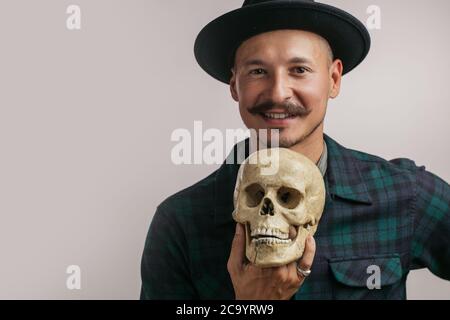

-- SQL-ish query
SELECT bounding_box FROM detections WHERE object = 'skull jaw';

[245,225,314,268]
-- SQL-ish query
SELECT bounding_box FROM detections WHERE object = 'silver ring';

[296,265,311,278]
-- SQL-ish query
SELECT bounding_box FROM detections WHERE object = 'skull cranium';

[232,148,325,268]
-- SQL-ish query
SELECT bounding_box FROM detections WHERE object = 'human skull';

[232,148,325,268]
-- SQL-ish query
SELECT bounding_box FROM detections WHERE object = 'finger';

[227,223,246,273]
[272,265,289,284]
[287,260,302,287]
[296,235,316,280]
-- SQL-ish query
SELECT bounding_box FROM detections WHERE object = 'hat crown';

[243,0,314,7]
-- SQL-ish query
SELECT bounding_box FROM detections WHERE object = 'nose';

[266,71,293,105]
[260,198,275,216]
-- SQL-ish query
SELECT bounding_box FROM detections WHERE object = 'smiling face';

[230,29,343,149]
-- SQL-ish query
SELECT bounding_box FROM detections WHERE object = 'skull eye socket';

[277,187,302,209]
[245,183,265,208]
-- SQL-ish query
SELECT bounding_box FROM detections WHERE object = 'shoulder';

[349,147,423,177]
[348,146,448,201]
[344,147,423,202]
[325,134,425,184]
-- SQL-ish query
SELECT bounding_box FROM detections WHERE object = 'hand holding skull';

[227,223,316,300]
[227,148,325,299]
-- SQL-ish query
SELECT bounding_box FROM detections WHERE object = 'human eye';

[249,68,266,75]
[292,66,309,74]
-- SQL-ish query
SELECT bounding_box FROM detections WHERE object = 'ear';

[329,59,343,99]
[230,68,239,102]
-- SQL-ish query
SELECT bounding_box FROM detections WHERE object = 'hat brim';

[194,1,371,84]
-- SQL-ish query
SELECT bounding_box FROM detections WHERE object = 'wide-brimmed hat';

[194,0,371,84]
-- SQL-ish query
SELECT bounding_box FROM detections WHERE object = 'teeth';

[250,227,289,239]
[264,113,291,119]
[252,238,292,245]
[276,230,289,240]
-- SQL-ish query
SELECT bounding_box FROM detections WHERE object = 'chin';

[278,137,301,149]
[272,130,305,149]
[259,135,298,149]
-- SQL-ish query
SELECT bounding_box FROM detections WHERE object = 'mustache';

[248,100,312,117]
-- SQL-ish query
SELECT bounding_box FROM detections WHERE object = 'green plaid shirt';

[140,134,450,300]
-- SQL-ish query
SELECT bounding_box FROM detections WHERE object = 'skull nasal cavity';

[260,198,275,216]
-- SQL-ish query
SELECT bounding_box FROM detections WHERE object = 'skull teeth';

[250,227,289,240]
[252,238,292,245]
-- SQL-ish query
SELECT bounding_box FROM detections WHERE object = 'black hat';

[194,0,371,84]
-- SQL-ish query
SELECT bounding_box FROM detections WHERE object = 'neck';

[288,123,324,164]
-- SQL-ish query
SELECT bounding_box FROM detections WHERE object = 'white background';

[0,0,448,299]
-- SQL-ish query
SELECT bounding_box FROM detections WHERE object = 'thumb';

[228,223,246,272]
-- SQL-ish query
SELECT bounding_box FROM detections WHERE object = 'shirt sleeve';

[409,164,450,280]
[140,202,198,299]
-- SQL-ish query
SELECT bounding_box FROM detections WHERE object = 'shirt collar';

[323,134,372,205]
[213,134,372,226]
[317,140,328,177]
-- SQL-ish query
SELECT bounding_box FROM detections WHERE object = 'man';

[140,0,450,300]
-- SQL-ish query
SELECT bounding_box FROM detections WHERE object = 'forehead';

[235,29,327,65]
